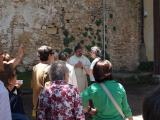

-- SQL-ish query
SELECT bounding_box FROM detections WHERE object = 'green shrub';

[137,62,153,72]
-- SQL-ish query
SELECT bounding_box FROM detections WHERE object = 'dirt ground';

[22,84,159,120]
[125,84,159,120]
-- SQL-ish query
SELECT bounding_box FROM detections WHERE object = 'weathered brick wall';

[0,0,141,71]
[106,0,142,71]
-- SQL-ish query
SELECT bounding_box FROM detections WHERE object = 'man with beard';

[68,44,91,92]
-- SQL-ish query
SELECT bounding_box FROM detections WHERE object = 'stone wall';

[0,0,141,71]
[106,0,142,71]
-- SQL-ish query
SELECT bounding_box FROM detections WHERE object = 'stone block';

[46,27,58,35]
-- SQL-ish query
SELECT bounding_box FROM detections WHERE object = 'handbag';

[100,83,125,119]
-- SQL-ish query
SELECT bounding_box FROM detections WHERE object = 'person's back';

[32,63,49,91]
[39,81,83,120]
[31,45,54,117]
[81,60,133,120]
[37,61,85,120]
[82,80,131,120]
[31,62,50,116]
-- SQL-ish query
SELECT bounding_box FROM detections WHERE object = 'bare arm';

[10,44,24,68]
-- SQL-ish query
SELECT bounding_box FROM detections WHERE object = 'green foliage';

[96,29,101,34]
[113,26,116,31]
[88,27,93,31]
[85,45,92,51]
[63,37,70,46]
[61,18,110,60]
[70,35,75,42]
[96,42,102,48]
[105,25,107,29]
[63,29,75,47]
[80,40,84,44]
[91,40,96,46]
[137,62,153,72]
[82,31,88,37]
[85,27,89,31]
[63,48,73,54]
[109,14,113,19]
[97,34,101,41]
[95,19,102,26]
[63,29,69,36]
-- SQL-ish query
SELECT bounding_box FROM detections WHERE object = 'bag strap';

[100,83,125,119]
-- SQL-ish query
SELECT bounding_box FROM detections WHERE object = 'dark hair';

[63,48,73,55]
[143,86,160,120]
[93,60,112,83]
[58,51,69,61]
[0,64,16,86]
[74,44,82,52]
[37,45,54,61]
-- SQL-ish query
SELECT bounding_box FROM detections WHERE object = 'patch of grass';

[17,71,32,90]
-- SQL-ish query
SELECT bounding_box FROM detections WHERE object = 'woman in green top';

[81,60,133,120]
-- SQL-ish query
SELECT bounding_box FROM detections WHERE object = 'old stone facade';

[0,0,141,71]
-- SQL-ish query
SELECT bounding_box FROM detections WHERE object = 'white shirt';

[66,63,78,87]
[68,55,91,69]
[68,55,91,92]
[0,81,12,120]
[89,57,101,81]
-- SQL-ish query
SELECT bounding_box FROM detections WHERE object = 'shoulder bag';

[100,83,125,119]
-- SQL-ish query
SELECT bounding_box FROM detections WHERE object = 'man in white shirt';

[0,80,12,120]
[68,44,91,92]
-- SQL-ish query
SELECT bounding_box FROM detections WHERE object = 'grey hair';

[49,60,69,81]
[91,46,102,57]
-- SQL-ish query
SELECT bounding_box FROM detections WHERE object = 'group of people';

[0,43,159,120]
[0,44,29,120]
[31,44,133,120]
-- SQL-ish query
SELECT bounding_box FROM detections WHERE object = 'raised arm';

[9,44,24,68]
